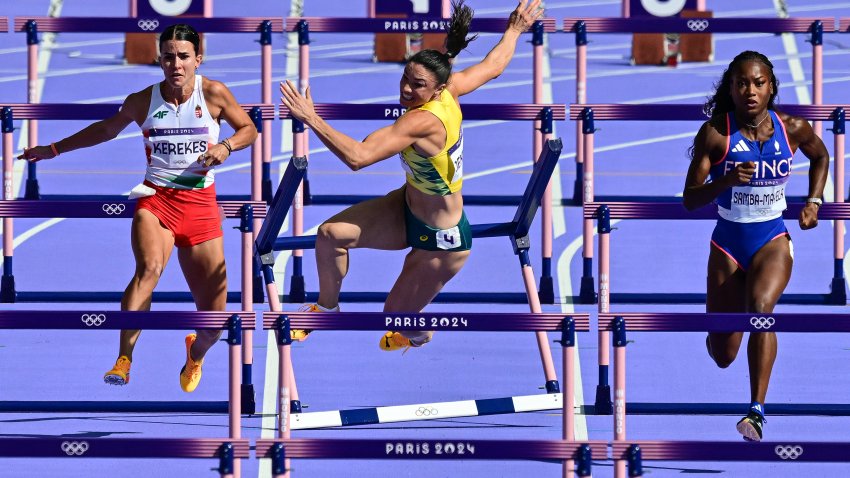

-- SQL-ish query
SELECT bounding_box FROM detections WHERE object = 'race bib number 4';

[436,226,462,250]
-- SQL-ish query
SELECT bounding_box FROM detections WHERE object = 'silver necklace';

[744,112,769,129]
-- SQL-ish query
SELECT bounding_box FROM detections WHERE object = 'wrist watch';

[806,197,823,206]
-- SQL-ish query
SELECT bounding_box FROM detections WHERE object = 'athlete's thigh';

[322,186,407,250]
[177,237,227,310]
[706,244,746,312]
[131,208,175,267]
[745,236,792,313]
[384,248,470,312]
[706,244,746,352]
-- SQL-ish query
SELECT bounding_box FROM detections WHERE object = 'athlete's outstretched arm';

[447,0,543,98]
[280,80,441,170]
[18,92,143,162]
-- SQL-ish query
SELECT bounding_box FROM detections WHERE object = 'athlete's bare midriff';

[405,185,464,230]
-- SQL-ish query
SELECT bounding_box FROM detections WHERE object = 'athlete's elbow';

[345,156,364,171]
[682,195,700,211]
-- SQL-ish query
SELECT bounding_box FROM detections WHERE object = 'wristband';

[221,138,233,154]
[50,143,60,157]
[806,197,823,206]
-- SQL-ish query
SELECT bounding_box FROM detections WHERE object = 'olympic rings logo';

[775,445,803,460]
[750,316,775,330]
[61,441,89,456]
[137,19,160,31]
[414,406,438,417]
[81,313,106,327]
[686,19,709,32]
[102,203,126,215]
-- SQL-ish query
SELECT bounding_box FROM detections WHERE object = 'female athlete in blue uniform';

[683,51,829,441]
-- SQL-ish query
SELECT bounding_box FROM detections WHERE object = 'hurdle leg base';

[829,277,847,305]
[288,275,306,303]
[579,276,597,304]
[0,275,15,303]
[290,399,302,414]
[545,380,560,394]
[241,384,256,415]
[594,384,612,414]
[24,178,40,199]
[538,275,555,304]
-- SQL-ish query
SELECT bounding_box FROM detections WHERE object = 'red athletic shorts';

[135,181,223,247]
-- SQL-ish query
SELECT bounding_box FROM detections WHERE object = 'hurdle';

[283,15,561,303]
[259,310,593,477]
[0,103,272,303]
[588,201,850,415]
[0,438,250,478]
[600,313,850,478]
[571,104,846,304]
[563,16,834,202]
[256,439,605,478]
[264,310,589,428]
[0,310,251,478]
[613,441,850,477]
[278,104,565,304]
[0,311,251,413]
[254,139,565,414]
[11,16,283,201]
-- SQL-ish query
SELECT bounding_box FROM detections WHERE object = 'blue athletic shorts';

[710,216,789,270]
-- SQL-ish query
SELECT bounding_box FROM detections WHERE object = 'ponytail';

[407,0,478,84]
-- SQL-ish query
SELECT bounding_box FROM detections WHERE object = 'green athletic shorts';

[404,201,472,251]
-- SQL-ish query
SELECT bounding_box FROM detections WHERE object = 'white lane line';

[259,2,303,476]
[535,26,588,441]
[773,0,835,203]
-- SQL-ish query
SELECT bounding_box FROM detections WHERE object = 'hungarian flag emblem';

[195,105,203,118]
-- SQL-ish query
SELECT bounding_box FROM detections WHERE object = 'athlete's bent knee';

[135,260,165,282]
[748,299,775,315]
[317,222,348,248]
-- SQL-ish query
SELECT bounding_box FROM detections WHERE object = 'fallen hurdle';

[282,15,561,303]
[278,104,565,304]
[261,310,592,477]
[254,139,566,416]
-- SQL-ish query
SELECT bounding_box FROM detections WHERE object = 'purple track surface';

[1,0,850,477]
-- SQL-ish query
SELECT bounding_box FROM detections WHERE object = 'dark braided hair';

[407,0,478,85]
[688,51,779,159]
[159,24,201,54]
